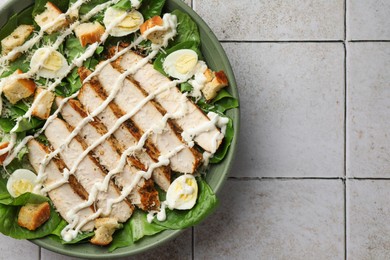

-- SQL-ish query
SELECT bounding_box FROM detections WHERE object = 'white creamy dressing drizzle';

[60,13,182,241]
[0,0,228,241]
[181,110,228,154]
[0,0,121,158]
[188,61,208,101]
[130,0,142,9]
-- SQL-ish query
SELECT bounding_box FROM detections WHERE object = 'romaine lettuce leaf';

[0,7,34,45]
[139,0,166,20]
[210,117,234,163]
[108,217,134,252]
[109,179,217,251]
[50,220,95,244]
[113,0,133,10]
[0,101,44,133]
[152,178,218,229]
[168,10,201,49]
[0,191,61,239]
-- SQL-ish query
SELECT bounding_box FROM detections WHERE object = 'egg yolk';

[118,13,142,30]
[175,54,197,74]
[12,179,33,197]
[38,51,63,71]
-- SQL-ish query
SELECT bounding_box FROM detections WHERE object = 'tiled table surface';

[0,0,389,259]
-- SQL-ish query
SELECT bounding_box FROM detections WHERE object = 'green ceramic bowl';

[0,0,240,258]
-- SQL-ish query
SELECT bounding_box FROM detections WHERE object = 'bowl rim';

[0,0,240,258]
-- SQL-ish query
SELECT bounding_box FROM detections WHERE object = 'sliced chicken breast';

[116,51,222,153]
[44,118,133,223]
[59,98,160,211]
[27,139,95,231]
[78,68,171,191]
[96,63,202,173]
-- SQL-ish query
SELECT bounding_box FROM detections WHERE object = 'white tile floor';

[0,0,390,259]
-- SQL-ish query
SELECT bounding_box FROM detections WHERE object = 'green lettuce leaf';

[211,89,239,113]
[152,178,218,229]
[0,7,34,45]
[0,101,44,133]
[0,191,61,239]
[210,117,234,163]
[113,0,133,10]
[139,0,166,20]
[108,217,134,252]
[168,10,200,49]
[50,220,94,244]
[131,210,165,242]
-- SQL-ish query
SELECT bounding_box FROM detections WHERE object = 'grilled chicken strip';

[59,98,160,211]
[44,118,133,223]
[78,68,171,191]
[27,139,95,231]
[115,51,222,153]
[96,63,202,173]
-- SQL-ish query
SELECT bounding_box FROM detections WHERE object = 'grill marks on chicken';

[27,139,95,231]
[37,54,222,229]
[59,98,160,211]
[114,51,222,153]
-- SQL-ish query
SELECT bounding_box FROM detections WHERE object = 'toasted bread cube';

[0,142,9,165]
[201,70,228,101]
[140,16,165,44]
[18,202,50,231]
[203,68,214,82]
[1,25,34,60]
[31,88,55,120]
[34,2,68,34]
[90,218,120,246]
[3,69,36,104]
[75,22,105,47]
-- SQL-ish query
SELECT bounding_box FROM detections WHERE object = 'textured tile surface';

[347,43,390,178]
[348,0,390,40]
[195,180,345,259]
[0,235,40,260]
[226,42,345,178]
[41,228,192,260]
[347,180,390,259]
[194,0,344,41]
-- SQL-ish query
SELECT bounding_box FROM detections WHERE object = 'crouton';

[34,2,68,34]
[90,218,120,246]
[31,88,55,119]
[17,202,50,231]
[0,142,9,165]
[1,25,34,60]
[74,22,105,47]
[140,16,165,44]
[201,70,228,101]
[3,69,36,104]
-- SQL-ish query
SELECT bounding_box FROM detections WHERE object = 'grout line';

[218,40,390,44]
[219,40,344,43]
[344,178,347,260]
[228,176,346,181]
[39,246,41,260]
[349,40,390,43]
[228,176,390,181]
[347,178,390,181]
[344,0,348,258]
